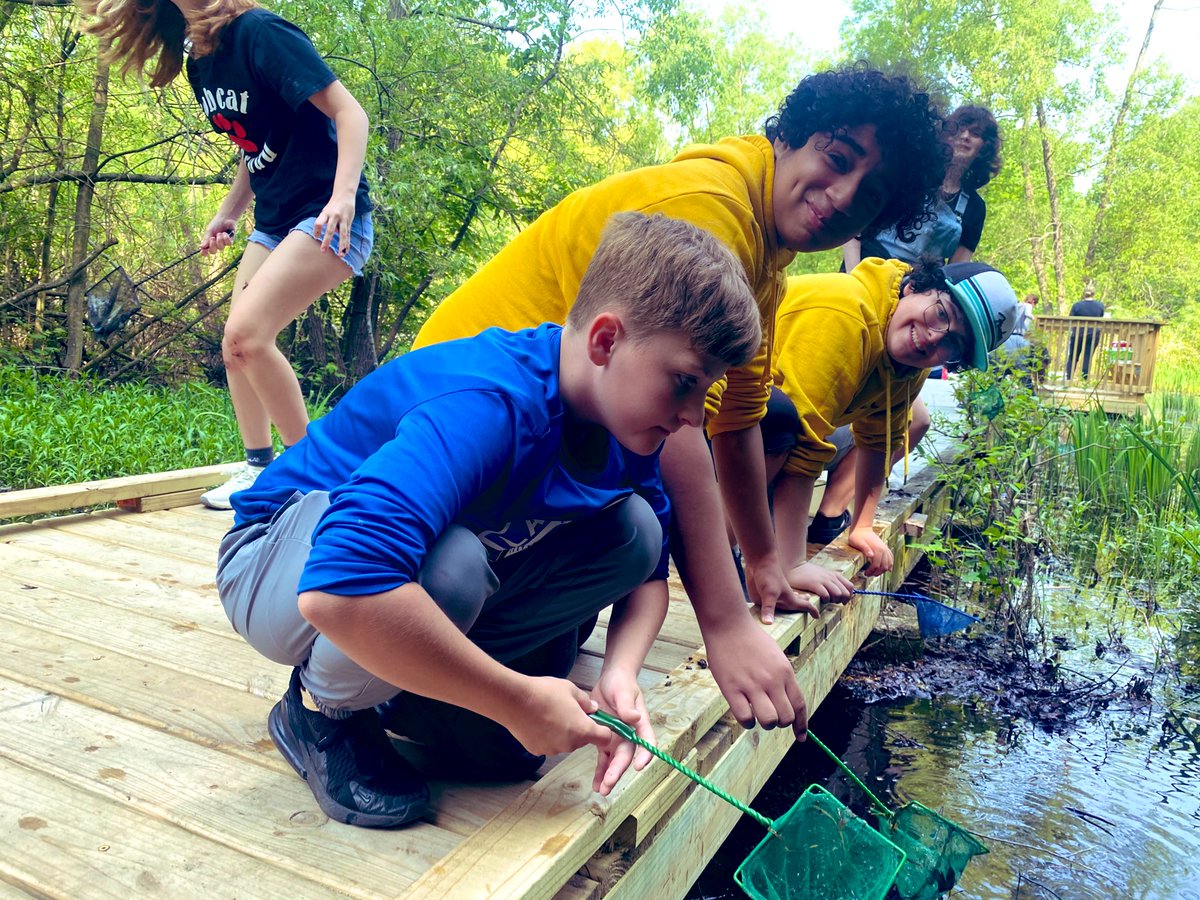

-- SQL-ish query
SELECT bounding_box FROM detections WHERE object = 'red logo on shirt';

[211,113,259,153]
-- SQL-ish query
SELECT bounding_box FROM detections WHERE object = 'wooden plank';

[21,508,222,564]
[0,464,240,519]
[1,527,221,597]
[0,756,348,899]
[0,569,282,698]
[117,487,207,513]
[0,677,460,894]
[0,541,236,640]
[0,616,288,771]
[116,505,235,541]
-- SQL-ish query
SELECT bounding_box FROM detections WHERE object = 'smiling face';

[885,284,972,370]
[771,124,891,253]
[591,324,727,457]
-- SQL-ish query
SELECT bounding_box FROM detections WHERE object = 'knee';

[419,526,497,631]
[221,315,273,370]
[614,494,663,586]
[910,407,932,445]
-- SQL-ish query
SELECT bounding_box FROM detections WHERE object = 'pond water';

[686,580,1200,899]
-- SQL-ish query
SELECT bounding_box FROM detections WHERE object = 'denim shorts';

[248,209,374,277]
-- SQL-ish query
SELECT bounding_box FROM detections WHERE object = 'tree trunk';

[63,55,110,371]
[1019,122,1051,311]
[1035,99,1066,310]
[341,273,379,381]
[1083,0,1163,279]
[38,35,73,333]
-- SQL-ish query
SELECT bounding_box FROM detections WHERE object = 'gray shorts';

[215,491,660,714]
[825,425,855,472]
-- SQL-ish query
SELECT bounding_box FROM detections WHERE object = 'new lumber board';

[0,756,349,899]
[0,677,460,894]
[0,465,240,519]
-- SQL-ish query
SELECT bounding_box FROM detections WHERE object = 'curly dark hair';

[945,105,1002,191]
[764,65,946,242]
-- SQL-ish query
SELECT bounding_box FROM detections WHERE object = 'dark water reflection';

[687,691,1200,899]
[687,578,1200,900]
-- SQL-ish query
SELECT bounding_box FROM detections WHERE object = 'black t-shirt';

[1070,299,1105,318]
[186,9,371,233]
[955,190,986,253]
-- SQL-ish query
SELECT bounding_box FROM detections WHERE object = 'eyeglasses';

[922,296,970,364]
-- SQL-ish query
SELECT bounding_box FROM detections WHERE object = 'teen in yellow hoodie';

[766,259,1019,618]
[415,68,945,741]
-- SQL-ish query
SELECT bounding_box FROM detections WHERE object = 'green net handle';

[807,731,893,820]
[589,710,776,833]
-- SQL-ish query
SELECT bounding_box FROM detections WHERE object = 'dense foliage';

[2,0,1196,392]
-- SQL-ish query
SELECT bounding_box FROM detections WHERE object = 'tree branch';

[0,170,230,194]
[378,25,568,356]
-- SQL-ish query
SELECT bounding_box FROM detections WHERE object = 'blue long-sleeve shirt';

[231,324,671,595]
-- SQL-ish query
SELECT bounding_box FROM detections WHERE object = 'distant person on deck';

[214,214,761,828]
[1066,287,1105,380]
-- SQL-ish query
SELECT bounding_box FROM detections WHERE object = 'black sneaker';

[807,510,851,545]
[268,669,429,828]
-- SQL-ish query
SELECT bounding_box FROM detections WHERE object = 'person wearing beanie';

[756,257,1018,621]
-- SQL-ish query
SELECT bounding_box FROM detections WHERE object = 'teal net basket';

[734,785,906,900]
[876,801,990,900]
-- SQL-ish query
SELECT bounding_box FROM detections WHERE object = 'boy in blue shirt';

[215,212,762,828]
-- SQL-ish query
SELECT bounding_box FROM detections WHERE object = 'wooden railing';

[1033,315,1162,410]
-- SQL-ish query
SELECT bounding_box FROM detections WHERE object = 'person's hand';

[847,526,893,577]
[704,617,808,740]
[745,555,819,623]
[591,669,655,795]
[500,675,612,759]
[199,214,238,255]
[786,562,854,604]
[313,194,356,258]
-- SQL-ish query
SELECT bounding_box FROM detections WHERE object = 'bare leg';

[817,448,858,517]
[222,232,353,446]
[226,242,273,450]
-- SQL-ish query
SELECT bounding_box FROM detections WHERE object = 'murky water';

[687,584,1200,899]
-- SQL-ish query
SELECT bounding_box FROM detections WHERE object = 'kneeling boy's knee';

[418,526,497,632]
[615,494,662,584]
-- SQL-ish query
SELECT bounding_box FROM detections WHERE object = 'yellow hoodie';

[415,136,794,435]
[771,258,929,478]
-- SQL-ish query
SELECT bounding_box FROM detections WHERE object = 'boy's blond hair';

[79,0,258,88]
[569,213,761,368]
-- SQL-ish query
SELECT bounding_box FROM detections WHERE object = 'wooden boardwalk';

[0,460,947,898]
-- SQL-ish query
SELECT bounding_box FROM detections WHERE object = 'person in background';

[844,104,1003,268]
[412,67,947,739]
[1066,287,1105,380]
[79,0,374,510]
[215,213,762,828]
[764,260,1019,615]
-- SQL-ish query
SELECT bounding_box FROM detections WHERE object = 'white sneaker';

[201,464,264,510]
